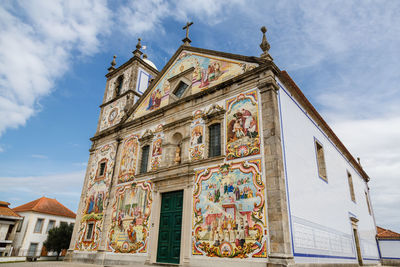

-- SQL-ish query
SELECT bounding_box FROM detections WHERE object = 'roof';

[13,197,76,219]
[377,226,400,239]
[0,201,21,219]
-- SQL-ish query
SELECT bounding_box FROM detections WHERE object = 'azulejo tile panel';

[192,159,267,259]
[226,90,260,160]
[118,135,139,184]
[75,143,116,251]
[108,181,153,253]
[134,51,257,119]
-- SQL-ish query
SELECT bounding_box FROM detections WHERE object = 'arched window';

[115,75,124,97]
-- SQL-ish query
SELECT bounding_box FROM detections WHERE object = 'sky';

[0,0,399,232]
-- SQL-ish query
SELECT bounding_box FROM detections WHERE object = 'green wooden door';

[157,190,183,264]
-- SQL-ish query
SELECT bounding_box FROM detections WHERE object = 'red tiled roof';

[0,201,21,218]
[13,197,76,219]
[377,226,400,239]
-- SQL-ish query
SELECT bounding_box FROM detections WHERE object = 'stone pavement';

[0,262,146,267]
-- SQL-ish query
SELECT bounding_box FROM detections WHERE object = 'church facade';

[66,27,380,266]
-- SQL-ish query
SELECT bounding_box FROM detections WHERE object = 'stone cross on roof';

[182,21,193,46]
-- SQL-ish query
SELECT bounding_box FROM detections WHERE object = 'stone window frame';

[46,220,56,233]
[314,137,328,183]
[204,108,225,159]
[347,170,356,203]
[84,221,95,242]
[138,132,154,175]
[16,216,24,232]
[33,218,44,233]
[114,75,124,98]
[95,158,108,181]
[169,76,192,101]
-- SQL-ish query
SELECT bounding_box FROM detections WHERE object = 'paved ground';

[0,262,132,267]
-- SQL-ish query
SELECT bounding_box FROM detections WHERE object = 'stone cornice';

[105,55,159,79]
[99,90,140,108]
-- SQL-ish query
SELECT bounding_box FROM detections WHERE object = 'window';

[365,191,372,215]
[209,123,221,157]
[96,160,107,179]
[28,243,38,256]
[173,81,189,98]
[34,218,44,233]
[347,171,356,202]
[46,220,55,233]
[140,145,150,174]
[85,222,94,241]
[115,75,124,97]
[16,216,24,232]
[315,140,327,181]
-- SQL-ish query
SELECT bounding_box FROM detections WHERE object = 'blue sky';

[1,0,399,232]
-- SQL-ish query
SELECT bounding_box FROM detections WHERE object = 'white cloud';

[0,0,111,136]
[1,170,85,212]
[31,154,48,159]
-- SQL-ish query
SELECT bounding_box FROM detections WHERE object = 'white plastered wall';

[276,78,379,264]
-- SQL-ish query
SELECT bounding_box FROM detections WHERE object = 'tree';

[43,222,73,260]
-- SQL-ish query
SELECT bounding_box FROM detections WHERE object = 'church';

[66,25,380,266]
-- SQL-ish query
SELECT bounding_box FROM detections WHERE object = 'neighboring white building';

[377,226,400,265]
[12,197,76,257]
[0,201,22,257]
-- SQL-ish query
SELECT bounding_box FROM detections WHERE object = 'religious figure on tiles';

[192,160,267,258]
[118,136,139,184]
[108,181,153,254]
[189,113,205,161]
[150,127,163,170]
[147,89,162,111]
[226,90,260,160]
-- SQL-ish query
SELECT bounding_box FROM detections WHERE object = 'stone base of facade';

[381,258,400,266]
[65,250,380,267]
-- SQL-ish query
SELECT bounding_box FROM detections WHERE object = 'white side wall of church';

[13,211,75,256]
[276,78,379,264]
[378,239,400,259]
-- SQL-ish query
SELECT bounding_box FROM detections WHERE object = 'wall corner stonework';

[258,72,294,265]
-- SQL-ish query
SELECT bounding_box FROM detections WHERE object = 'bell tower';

[96,39,159,133]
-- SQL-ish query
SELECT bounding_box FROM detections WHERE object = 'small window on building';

[140,145,150,174]
[173,81,189,98]
[85,223,94,241]
[209,123,221,157]
[34,218,44,233]
[365,191,372,215]
[347,171,356,202]
[115,75,124,97]
[28,243,38,257]
[97,161,106,178]
[46,220,55,233]
[16,216,24,232]
[315,140,327,181]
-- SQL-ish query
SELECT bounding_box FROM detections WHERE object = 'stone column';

[258,72,294,266]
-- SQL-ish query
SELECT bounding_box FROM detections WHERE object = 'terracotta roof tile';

[13,197,76,219]
[377,226,400,239]
[0,201,21,218]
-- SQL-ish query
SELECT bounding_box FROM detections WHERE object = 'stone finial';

[133,38,143,57]
[260,26,273,61]
[143,54,148,59]
[108,55,117,72]
[182,21,193,46]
